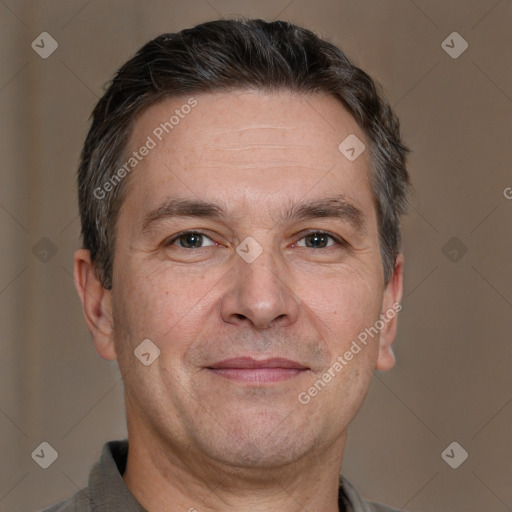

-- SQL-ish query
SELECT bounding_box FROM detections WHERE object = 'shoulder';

[366,501,403,512]
[340,474,403,512]
[37,488,89,512]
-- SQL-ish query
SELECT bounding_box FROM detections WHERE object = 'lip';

[206,357,309,384]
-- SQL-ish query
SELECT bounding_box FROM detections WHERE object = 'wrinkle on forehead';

[199,139,336,170]
[204,144,307,150]
[213,124,294,133]
[199,123,336,164]
[127,90,371,202]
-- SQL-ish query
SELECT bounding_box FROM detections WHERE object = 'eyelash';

[164,230,348,249]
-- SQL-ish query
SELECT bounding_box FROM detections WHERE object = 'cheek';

[297,268,383,346]
[297,274,381,419]
[114,260,224,356]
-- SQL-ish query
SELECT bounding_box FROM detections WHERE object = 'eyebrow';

[140,195,366,234]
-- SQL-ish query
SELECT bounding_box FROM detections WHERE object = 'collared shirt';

[40,439,401,512]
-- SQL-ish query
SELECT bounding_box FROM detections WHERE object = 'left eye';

[295,232,340,249]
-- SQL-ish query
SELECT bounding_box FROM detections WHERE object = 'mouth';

[206,357,310,384]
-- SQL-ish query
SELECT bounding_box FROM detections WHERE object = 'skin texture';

[74,90,404,512]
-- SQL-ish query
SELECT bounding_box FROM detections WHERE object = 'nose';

[220,247,300,330]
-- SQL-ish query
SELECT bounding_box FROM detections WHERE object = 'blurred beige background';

[1,1,511,511]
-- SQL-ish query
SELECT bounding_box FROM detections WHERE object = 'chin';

[195,410,325,472]
[210,439,312,473]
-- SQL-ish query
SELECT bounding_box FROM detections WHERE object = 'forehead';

[121,90,375,228]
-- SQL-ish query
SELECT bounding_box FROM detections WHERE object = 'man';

[44,17,411,512]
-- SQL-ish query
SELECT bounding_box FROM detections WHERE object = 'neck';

[122,411,347,512]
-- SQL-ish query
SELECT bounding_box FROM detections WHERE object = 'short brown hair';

[78,18,410,290]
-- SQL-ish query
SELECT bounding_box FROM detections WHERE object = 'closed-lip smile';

[206,357,309,383]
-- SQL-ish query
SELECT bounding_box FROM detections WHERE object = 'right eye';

[165,231,217,249]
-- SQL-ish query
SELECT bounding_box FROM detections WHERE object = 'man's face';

[89,90,402,471]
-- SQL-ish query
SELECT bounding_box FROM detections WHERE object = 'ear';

[73,249,117,361]
[376,253,404,371]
